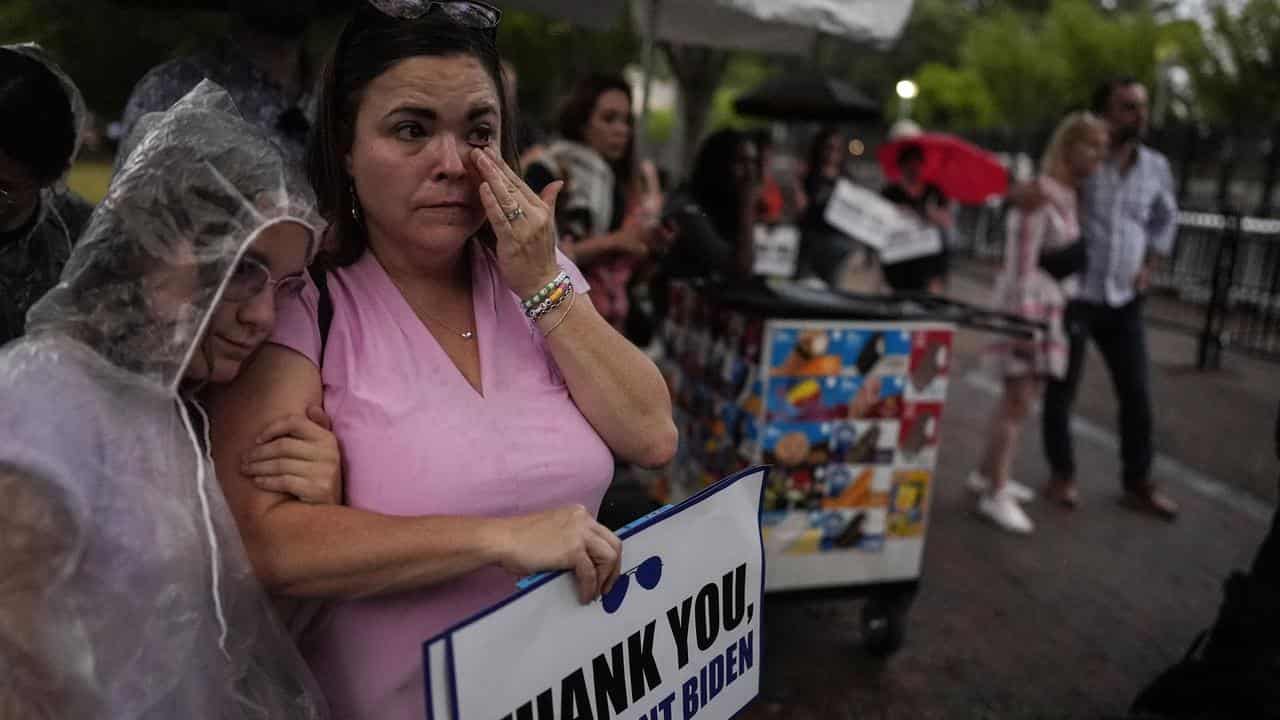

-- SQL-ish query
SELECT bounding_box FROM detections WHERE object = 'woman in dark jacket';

[0,44,94,346]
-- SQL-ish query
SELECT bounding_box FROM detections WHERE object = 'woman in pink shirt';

[205,3,678,719]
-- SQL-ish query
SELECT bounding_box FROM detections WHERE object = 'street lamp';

[896,79,918,120]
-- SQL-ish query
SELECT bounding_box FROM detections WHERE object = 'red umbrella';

[877,132,1008,205]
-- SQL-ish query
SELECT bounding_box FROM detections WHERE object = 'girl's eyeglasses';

[601,556,663,615]
[366,0,502,36]
[224,256,306,303]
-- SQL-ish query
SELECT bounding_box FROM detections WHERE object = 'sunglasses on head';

[366,0,502,36]
[601,556,663,615]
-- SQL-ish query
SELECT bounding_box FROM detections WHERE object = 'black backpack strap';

[309,266,333,367]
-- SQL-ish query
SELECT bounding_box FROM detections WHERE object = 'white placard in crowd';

[752,223,800,278]
[423,468,767,720]
[878,225,943,265]
[823,178,942,265]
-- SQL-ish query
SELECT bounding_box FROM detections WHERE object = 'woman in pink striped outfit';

[970,112,1109,534]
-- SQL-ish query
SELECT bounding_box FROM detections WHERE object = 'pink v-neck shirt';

[270,242,614,719]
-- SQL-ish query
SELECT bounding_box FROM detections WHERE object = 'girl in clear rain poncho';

[0,81,334,718]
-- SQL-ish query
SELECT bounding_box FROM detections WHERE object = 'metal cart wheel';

[861,586,915,658]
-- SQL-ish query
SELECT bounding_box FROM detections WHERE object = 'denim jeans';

[1042,297,1154,490]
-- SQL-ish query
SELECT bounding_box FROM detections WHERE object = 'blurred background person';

[753,129,784,225]
[527,72,650,327]
[653,130,759,281]
[644,128,760,350]
[880,142,954,294]
[752,128,808,225]
[0,44,94,346]
[525,73,662,333]
[798,126,854,286]
[970,111,1109,534]
[679,128,760,277]
[118,0,319,169]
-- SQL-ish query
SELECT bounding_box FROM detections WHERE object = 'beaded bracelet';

[528,283,574,322]
[523,271,573,321]
[542,291,578,337]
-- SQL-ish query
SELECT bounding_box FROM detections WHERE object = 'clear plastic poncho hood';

[0,81,326,718]
[28,78,322,390]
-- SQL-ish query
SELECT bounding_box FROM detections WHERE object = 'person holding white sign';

[880,143,954,294]
[205,4,677,719]
[799,126,855,285]
[970,112,1109,534]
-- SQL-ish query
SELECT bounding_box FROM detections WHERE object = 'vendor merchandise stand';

[657,277,1041,656]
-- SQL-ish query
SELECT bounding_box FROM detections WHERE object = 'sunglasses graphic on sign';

[601,556,663,614]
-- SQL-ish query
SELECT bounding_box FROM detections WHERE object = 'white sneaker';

[977,491,1035,535]
[965,471,1034,504]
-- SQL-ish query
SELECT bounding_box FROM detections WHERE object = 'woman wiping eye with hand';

[205,3,677,718]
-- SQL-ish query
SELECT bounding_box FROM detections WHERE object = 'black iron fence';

[954,204,1280,366]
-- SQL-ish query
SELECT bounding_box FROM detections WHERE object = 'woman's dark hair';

[805,126,842,182]
[0,48,76,186]
[689,128,751,243]
[556,73,635,181]
[307,6,517,267]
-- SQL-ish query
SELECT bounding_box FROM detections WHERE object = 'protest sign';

[423,468,767,720]
[822,178,942,265]
[751,224,800,278]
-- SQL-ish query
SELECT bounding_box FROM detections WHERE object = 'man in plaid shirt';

[1041,77,1180,519]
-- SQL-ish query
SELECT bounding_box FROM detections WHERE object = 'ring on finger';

[504,205,526,222]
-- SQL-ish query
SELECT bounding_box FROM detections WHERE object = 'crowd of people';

[2,1,1277,718]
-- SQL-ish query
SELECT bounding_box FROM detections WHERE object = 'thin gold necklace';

[414,304,475,340]
[386,265,477,340]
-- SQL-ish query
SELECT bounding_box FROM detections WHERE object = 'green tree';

[1173,0,1280,126]
[818,0,977,110]
[959,9,1069,131]
[908,0,1166,135]
[912,63,1000,130]
[706,52,774,133]
[1171,0,1280,212]
[1040,0,1160,109]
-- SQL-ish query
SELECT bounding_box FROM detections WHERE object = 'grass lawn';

[67,161,113,204]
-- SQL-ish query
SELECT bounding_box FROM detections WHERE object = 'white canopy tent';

[497,0,914,131]
[630,0,914,55]
[496,0,913,52]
